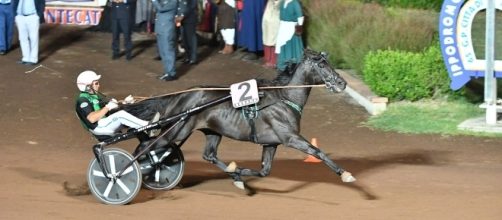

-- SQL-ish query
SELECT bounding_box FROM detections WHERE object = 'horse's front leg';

[285,135,356,183]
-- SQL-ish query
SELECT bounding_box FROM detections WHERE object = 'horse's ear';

[284,62,297,75]
[304,48,316,57]
[321,51,328,59]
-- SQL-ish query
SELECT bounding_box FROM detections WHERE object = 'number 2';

[238,82,252,102]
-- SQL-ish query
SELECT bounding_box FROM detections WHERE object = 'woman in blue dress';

[237,0,266,60]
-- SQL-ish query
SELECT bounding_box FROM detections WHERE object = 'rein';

[132,84,327,102]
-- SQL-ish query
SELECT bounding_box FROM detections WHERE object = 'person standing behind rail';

[261,0,280,68]
[275,0,304,71]
[109,0,135,60]
[215,0,236,55]
[12,0,45,65]
[152,0,187,81]
[0,0,14,55]
[180,0,198,65]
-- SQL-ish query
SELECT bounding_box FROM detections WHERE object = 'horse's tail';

[121,98,164,120]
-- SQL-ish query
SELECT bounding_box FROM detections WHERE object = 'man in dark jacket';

[110,0,135,60]
[152,0,187,81]
[12,0,45,65]
[180,0,197,65]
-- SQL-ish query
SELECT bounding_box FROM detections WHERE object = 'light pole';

[484,0,497,124]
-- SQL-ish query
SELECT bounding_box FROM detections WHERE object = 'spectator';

[152,0,187,81]
[13,0,45,65]
[215,0,236,54]
[135,0,154,33]
[197,0,216,34]
[110,0,134,60]
[261,0,280,68]
[0,0,14,55]
[237,0,265,61]
[276,0,304,71]
[181,0,198,64]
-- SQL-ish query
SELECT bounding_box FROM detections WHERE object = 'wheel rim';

[140,146,185,190]
[87,148,141,205]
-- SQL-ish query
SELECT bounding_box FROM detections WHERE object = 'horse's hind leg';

[201,131,226,170]
[233,145,277,177]
[285,135,356,182]
[201,131,244,186]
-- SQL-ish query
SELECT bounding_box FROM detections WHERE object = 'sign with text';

[46,0,107,7]
[44,7,103,25]
[230,79,260,108]
[439,0,502,90]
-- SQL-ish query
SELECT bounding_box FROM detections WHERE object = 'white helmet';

[76,70,101,92]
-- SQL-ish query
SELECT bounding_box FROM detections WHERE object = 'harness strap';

[240,100,277,143]
[241,104,259,143]
[240,98,301,143]
[281,99,302,115]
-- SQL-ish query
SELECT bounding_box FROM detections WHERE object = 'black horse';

[122,49,356,189]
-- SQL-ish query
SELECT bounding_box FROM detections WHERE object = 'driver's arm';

[87,107,112,123]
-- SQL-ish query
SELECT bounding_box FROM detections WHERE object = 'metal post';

[484,0,497,125]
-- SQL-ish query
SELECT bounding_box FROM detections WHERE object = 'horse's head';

[303,49,347,93]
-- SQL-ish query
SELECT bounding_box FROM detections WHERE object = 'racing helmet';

[76,70,101,92]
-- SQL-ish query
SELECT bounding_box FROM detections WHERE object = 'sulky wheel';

[87,148,142,205]
[138,145,185,190]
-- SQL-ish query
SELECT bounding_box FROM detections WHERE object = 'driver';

[75,70,159,136]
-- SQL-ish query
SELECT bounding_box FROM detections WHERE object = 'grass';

[360,7,502,137]
[303,1,502,137]
[364,99,502,137]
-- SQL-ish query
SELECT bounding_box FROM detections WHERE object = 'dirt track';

[0,26,501,220]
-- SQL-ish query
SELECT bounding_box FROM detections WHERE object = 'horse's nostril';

[337,79,347,86]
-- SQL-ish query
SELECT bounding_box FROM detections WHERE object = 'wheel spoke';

[122,166,134,175]
[155,168,160,182]
[150,151,159,163]
[158,151,171,162]
[92,169,106,178]
[109,154,116,174]
[103,181,114,198]
[116,179,131,195]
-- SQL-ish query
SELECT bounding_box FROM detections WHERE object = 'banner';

[439,0,502,90]
[44,0,107,25]
[45,6,103,25]
[46,0,107,7]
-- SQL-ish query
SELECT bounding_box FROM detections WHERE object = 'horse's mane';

[257,63,298,86]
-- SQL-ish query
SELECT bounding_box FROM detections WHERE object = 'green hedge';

[359,0,443,11]
[304,1,437,75]
[363,44,455,101]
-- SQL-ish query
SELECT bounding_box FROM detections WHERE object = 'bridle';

[306,52,342,92]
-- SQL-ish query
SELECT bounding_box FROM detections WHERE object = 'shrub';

[304,0,437,74]
[362,44,456,101]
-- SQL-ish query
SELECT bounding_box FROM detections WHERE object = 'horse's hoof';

[225,161,237,173]
[233,181,245,190]
[341,171,356,183]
